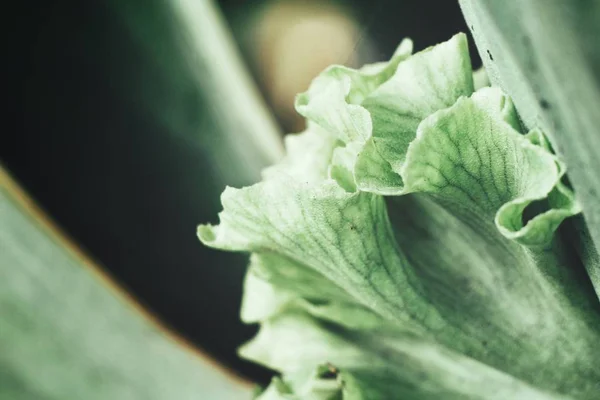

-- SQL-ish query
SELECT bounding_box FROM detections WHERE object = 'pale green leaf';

[200,31,600,399]
[199,168,600,396]
[198,179,442,330]
[0,168,251,400]
[473,66,490,90]
[329,143,361,192]
[402,87,580,246]
[357,33,474,184]
[294,39,413,144]
[459,0,600,296]
[262,123,338,184]
[242,310,568,400]
[296,34,474,195]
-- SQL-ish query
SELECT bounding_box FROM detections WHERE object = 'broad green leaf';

[244,310,567,400]
[199,160,599,396]
[200,32,600,399]
[0,167,251,400]
[198,179,442,330]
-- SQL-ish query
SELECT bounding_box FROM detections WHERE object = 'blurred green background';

[5,0,477,383]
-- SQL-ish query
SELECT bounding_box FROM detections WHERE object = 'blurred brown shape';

[251,0,363,132]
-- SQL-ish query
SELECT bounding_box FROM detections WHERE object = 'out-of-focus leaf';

[5,0,283,378]
[0,166,252,400]
[110,0,283,183]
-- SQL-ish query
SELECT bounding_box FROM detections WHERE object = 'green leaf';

[569,218,600,299]
[402,87,579,246]
[473,66,490,90]
[199,156,600,396]
[198,179,440,329]
[200,32,600,399]
[243,309,568,400]
[459,0,600,296]
[357,32,474,185]
[262,122,339,184]
[296,33,474,195]
[0,167,251,400]
[294,39,413,144]
[240,252,354,324]
[254,377,296,400]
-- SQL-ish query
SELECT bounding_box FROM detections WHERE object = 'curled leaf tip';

[196,224,216,243]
